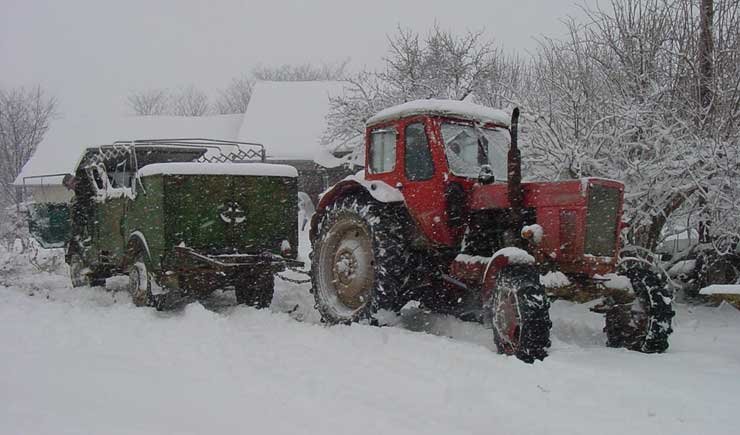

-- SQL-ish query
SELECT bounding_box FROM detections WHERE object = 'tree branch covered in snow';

[252,60,349,82]
[126,89,170,116]
[214,75,253,115]
[171,85,210,117]
[0,86,57,208]
[517,0,740,255]
[324,25,519,149]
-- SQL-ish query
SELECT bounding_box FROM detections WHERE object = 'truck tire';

[604,268,674,353]
[235,272,274,309]
[311,196,405,324]
[128,250,152,307]
[489,264,552,363]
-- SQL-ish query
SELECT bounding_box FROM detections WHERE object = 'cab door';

[399,118,457,247]
[364,119,457,247]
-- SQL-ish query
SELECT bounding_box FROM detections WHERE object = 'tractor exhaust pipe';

[508,108,523,227]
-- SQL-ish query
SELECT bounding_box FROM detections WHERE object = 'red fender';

[309,180,366,243]
[480,255,512,305]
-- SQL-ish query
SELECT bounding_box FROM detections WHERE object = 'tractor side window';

[404,123,434,181]
[368,129,397,174]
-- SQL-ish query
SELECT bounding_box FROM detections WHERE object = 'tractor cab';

[362,100,512,247]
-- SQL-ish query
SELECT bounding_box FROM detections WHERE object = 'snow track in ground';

[1,254,740,434]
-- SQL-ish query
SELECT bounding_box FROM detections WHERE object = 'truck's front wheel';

[128,251,152,307]
[69,253,89,288]
[311,197,405,324]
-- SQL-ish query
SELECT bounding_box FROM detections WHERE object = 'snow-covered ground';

[1,245,739,435]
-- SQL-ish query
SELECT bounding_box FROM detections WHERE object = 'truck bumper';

[162,246,303,293]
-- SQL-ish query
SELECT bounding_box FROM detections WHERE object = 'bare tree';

[325,26,513,150]
[214,75,253,114]
[0,86,57,208]
[171,85,210,116]
[253,60,349,82]
[126,89,170,115]
[0,86,56,252]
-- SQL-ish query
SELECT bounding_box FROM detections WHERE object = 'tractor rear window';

[368,128,397,174]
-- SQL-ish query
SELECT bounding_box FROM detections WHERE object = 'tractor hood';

[468,177,625,275]
[468,178,623,210]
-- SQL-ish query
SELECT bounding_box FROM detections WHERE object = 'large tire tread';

[311,196,407,324]
[491,264,552,363]
[605,268,675,353]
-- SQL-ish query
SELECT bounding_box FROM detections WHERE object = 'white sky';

[1,0,596,118]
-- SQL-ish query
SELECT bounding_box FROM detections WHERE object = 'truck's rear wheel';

[128,251,152,307]
[605,268,674,353]
[311,197,405,324]
[489,265,551,363]
[235,272,274,309]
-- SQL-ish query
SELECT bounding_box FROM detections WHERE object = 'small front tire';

[489,265,552,363]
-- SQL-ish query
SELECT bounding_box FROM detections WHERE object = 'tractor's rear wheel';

[311,196,405,324]
[235,272,274,309]
[604,268,674,353]
[489,265,552,363]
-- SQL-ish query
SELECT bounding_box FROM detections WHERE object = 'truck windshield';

[441,122,509,181]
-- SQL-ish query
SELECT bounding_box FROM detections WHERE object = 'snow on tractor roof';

[366,99,511,127]
[137,162,298,178]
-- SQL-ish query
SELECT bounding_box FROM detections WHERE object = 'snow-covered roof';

[138,162,298,178]
[700,285,740,296]
[15,114,243,186]
[237,81,348,166]
[366,99,511,127]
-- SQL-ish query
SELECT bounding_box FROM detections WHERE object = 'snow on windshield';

[441,122,509,180]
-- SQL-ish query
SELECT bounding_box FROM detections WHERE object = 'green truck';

[30,139,301,309]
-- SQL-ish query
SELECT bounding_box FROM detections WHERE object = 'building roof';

[237,81,347,166]
[15,114,243,186]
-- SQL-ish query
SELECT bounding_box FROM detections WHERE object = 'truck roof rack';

[110,138,266,163]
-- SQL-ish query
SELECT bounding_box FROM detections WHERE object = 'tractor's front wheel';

[311,196,405,324]
[489,265,552,363]
[604,268,674,353]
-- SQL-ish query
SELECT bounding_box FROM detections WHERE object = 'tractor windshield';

[441,122,509,181]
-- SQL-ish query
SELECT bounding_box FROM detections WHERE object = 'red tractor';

[309,100,674,363]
